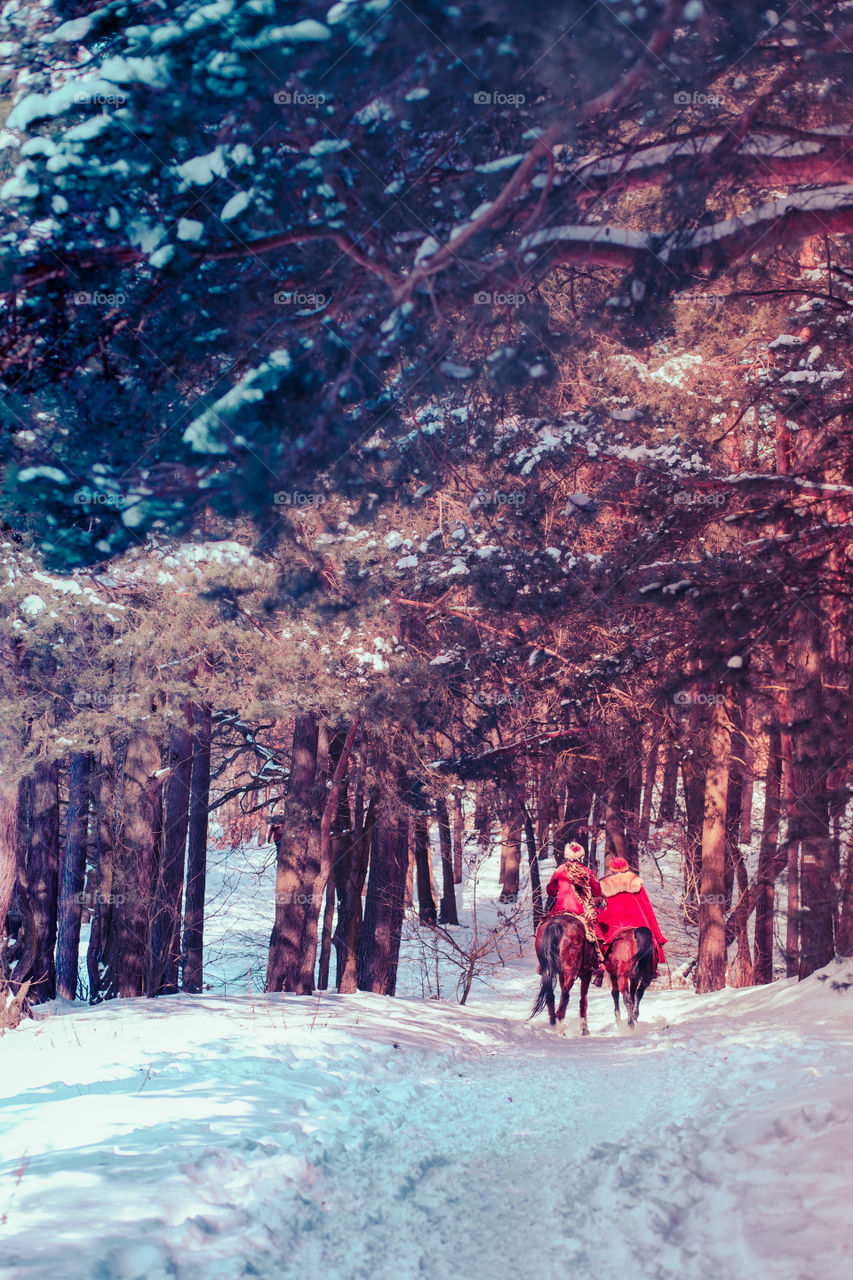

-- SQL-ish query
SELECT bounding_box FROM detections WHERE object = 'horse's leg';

[546,986,556,1026]
[609,972,621,1024]
[555,979,571,1034]
[620,971,635,1028]
[579,971,591,1037]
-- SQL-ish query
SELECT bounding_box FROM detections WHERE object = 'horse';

[603,926,656,1028]
[530,913,597,1036]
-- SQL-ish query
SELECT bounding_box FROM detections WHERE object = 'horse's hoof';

[555,1022,566,1036]
[581,1024,590,1037]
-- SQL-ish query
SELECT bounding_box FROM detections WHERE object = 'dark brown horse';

[530,913,596,1036]
[604,926,656,1028]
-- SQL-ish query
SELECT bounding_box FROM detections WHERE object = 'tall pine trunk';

[451,789,464,883]
[435,797,459,925]
[27,761,60,1002]
[357,803,409,996]
[109,734,161,998]
[296,722,358,993]
[695,692,733,993]
[414,811,437,923]
[499,803,522,901]
[56,754,91,1001]
[266,714,319,993]
[337,791,376,993]
[87,745,116,1003]
[182,705,211,994]
[149,719,193,995]
[789,609,835,978]
[753,728,782,984]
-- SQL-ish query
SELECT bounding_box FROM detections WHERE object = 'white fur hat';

[566,841,585,860]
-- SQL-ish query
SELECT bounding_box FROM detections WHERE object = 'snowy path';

[2,966,853,1280]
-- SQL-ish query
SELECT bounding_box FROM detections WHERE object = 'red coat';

[597,871,667,964]
[546,864,606,939]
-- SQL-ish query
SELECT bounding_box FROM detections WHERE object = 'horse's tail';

[530,917,563,1019]
[630,927,656,987]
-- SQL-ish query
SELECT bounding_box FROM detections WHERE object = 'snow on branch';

[519,186,853,273]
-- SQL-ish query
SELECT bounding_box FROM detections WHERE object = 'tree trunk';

[451,788,464,884]
[109,734,161,998]
[414,811,437,923]
[182,704,211,994]
[638,731,660,847]
[695,692,733,993]
[296,722,358,993]
[149,718,193,995]
[836,833,853,958]
[87,745,116,1003]
[724,693,746,912]
[265,714,319,993]
[26,761,60,1002]
[753,728,782,984]
[499,804,522,901]
[738,701,756,845]
[56,754,92,1001]
[357,802,409,996]
[657,734,679,824]
[435,797,459,925]
[789,610,834,978]
[338,792,376,993]
[523,807,544,927]
[0,754,27,1029]
[604,776,627,865]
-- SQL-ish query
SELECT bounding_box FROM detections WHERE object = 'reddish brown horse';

[530,913,596,1036]
[604,926,656,1028]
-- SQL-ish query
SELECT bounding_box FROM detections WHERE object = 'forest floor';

[2,945,853,1280]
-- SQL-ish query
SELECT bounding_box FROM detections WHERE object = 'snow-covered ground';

[2,840,852,1280]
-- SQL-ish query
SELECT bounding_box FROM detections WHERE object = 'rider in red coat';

[597,857,667,969]
[542,843,607,978]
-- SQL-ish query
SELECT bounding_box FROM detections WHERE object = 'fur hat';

[608,856,629,871]
[566,841,586,860]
